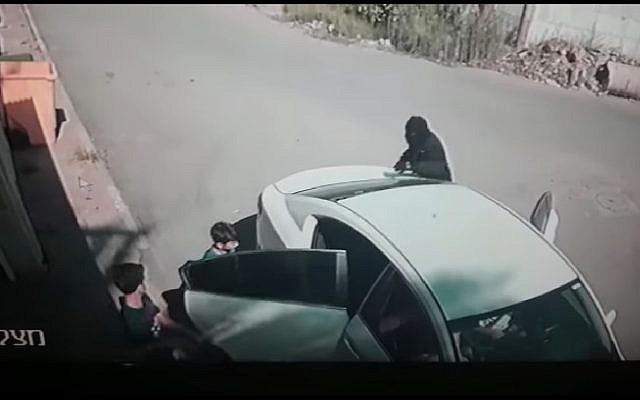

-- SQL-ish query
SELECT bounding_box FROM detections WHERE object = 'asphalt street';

[31,5,640,358]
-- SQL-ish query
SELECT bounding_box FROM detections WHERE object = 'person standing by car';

[201,221,239,260]
[111,262,179,343]
[112,262,230,362]
[158,221,241,333]
[393,116,452,181]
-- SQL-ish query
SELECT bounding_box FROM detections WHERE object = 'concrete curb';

[20,4,168,303]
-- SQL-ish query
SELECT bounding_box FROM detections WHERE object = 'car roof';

[274,165,396,194]
[337,184,578,321]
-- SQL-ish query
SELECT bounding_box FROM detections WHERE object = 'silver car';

[180,166,623,361]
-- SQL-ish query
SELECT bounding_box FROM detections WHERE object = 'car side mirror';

[530,191,559,243]
[605,309,617,327]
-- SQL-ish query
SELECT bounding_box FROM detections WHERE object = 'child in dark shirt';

[112,262,167,343]
[112,262,232,362]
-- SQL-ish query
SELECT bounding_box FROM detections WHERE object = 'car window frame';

[356,265,447,362]
[297,207,455,361]
[310,215,392,317]
[256,200,287,250]
[311,223,327,249]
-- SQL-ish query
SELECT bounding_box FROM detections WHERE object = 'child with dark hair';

[394,116,452,181]
[112,262,167,343]
[201,221,239,260]
[113,263,229,362]
[158,222,240,334]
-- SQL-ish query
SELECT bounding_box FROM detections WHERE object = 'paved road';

[32,5,640,358]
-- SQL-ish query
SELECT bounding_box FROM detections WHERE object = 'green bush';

[283,4,514,63]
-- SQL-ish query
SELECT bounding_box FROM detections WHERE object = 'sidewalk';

[0,4,261,362]
[0,145,134,361]
[0,4,156,361]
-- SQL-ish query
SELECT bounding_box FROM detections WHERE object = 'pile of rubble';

[285,16,640,99]
[472,38,640,95]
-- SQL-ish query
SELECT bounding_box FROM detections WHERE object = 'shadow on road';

[83,225,153,276]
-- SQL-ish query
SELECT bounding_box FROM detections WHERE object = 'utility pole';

[516,4,535,50]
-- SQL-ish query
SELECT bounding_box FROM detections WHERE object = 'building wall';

[0,122,44,279]
[495,4,525,39]
[526,4,640,57]
[496,4,525,19]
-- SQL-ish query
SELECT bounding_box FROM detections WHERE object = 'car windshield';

[296,177,442,201]
[447,281,615,361]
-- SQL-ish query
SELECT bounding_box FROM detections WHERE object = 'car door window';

[237,251,342,306]
[360,269,442,362]
[181,254,239,293]
[313,217,388,316]
[182,250,346,307]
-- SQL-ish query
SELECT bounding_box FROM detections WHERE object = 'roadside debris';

[73,148,100,163]
[78,176,93,200]
[290,19,396,52]
[288,16,640,100]
[471,38,640,98]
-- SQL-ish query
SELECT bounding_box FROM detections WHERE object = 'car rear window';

[296,178,442,201]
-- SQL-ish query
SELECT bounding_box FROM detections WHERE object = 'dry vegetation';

[283,4,517,64]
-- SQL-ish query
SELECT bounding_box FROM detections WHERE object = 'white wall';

[496,4,525,19]
[527,4,640,57]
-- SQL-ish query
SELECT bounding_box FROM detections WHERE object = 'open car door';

[180,249,349,361]
[530,191,559,243]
